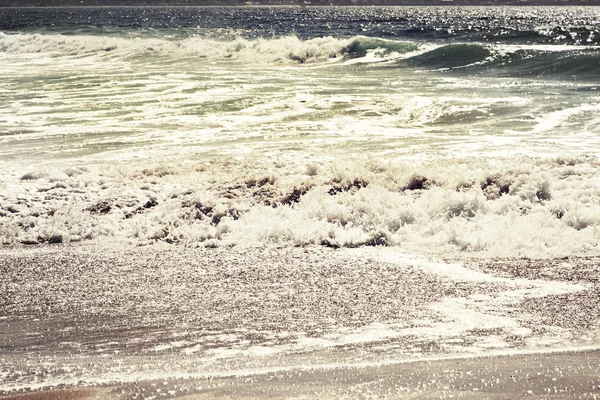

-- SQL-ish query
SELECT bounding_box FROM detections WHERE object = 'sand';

[0,388,108,400]
[1,244,599,399]
[1,349,599,399]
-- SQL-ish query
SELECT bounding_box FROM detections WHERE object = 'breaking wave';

[2,156,600,259]
[0,32,421,64]
[3,31,599,80]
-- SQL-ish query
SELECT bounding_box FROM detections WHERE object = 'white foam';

[530,102,600,134]
[0,33,360,64]
[3,152,600,258]
[350,248,588,350]
[3,29,600,259]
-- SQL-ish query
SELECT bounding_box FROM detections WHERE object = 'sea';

[2,5,600,257]
[1,6,600,397]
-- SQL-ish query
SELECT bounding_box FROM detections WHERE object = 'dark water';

[2,5,600,45]
[3,6,600,80]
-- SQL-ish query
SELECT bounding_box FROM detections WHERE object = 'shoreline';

[1,244,599,399]
[2,348,599,399]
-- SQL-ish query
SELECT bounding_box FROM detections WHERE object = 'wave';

[3,31,599,80]
[2,155,600,259]
[389,25,600,47]
[345,37,420,59]
[396,42,600,80]
[530,25,600,46]
[0,32,422,64]
[483,47,600,80]
[4,6,600,46]
[402,43,491,69]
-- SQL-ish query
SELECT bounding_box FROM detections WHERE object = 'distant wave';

[0,32,422,64]
[3,6,600,47]
[396,42,600,80]
[386,25,600,47]
[3,32,598,79]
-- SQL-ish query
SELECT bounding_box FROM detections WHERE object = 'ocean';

[2,5,600,257]
[0,7,600,257]
[1,6,600,397]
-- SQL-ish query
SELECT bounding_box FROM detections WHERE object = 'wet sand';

[2,349,599,399]
[0,388,108,400]
[1,244,599,399]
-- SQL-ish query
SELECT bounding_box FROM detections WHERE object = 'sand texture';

[1,244,599,399]
[1,350,599,399]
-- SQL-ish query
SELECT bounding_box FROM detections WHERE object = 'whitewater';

[1,6,600,398]
[2,7,600,257]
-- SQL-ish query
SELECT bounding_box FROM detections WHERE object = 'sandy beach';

[0,389,106,400]
[1,349,599,399]
[1,244,599,399]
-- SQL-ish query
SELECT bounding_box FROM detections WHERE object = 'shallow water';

[1,245,598,395]
[3,7,600,257]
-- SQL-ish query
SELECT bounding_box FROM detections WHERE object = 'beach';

[2,5,600,398]
[1,349,599,399]
[1,244,599,399]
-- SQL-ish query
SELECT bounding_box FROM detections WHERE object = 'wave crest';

[3,156,600,259]
[0,33,422,64]
[394,42,600,80]
[402,43,491,69]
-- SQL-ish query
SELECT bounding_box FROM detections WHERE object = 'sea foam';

[2,155,600,259]
[0,33,416,64]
